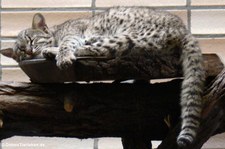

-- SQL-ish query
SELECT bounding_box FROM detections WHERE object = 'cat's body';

[1,7,205,147]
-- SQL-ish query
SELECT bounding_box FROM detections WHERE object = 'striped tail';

[177,33,205,147]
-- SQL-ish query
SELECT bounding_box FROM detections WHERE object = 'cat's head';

[0,13,55,62]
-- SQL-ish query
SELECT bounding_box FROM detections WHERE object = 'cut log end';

[0,119,3,128]
[64,98,75,113]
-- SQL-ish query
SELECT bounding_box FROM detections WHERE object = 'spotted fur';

[1,7,205,147]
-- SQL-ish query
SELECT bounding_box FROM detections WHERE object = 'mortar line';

[2,5,225,12]
[0,0,2,81]
[87,5,225,9]
[91,0,96,16]
[93,138,99,149]
[187,0,191,31]
[1,7,94,12]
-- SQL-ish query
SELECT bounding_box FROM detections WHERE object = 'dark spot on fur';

[119,19,124,25]
[103,46,111,50]
[96,43,102,47]
[117,42,123,46]
[149,28,154,32]
[85,40,91,45]
[167,41,172,45]
[121,37,134,56]
[148,43,153,47]
[167,34,172,38]
[153,34,159,38]
[122,29,127,32]
[126,36,135,50]
[109,40,116,43]
[142,38,147,42]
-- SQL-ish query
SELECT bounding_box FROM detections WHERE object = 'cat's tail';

[177,32,205,147]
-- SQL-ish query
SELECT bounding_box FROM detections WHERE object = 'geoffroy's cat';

[0,7,205,147]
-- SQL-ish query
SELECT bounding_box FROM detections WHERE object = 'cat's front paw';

[56,52,76,69]
[42,48,58,59]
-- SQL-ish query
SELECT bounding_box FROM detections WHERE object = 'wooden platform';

[19,54,224,83]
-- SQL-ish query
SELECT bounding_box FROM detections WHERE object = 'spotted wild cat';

[0,7,205,147]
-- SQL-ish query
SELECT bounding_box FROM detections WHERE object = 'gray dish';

[19,59,77,83]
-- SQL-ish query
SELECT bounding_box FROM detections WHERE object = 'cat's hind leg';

[75,35,137,58]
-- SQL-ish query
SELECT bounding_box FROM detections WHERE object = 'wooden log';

[121,137,152,149]
[0,80,181,140]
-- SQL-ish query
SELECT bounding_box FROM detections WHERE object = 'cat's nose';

[26,47,33,55]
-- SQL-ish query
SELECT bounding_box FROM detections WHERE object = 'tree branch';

[0,80,182,140]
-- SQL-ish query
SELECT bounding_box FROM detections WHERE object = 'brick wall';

[0,0,225,148]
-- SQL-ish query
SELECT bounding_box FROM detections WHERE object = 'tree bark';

[0,80,181,140]
[121,137,152,149]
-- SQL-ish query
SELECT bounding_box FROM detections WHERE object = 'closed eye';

[27,36,32,42]
[25,35,34,46]
[36,38,47,44]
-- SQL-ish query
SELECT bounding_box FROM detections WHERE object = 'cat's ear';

[0,48,14,58]
[32,13,49,33]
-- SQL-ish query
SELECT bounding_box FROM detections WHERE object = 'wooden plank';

[19,54,224,83]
